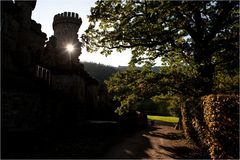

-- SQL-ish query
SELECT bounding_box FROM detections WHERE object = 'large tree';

[82,0,239,97]
[105,65,191,114]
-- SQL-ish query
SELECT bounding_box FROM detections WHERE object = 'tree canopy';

[83,0,239,114]
[83,0,238,96]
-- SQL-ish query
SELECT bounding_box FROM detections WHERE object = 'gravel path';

[104,123,208,159]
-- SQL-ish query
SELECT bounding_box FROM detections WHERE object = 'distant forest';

[82,62,160,82]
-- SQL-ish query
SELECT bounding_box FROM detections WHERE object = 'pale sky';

[32,0,161,67]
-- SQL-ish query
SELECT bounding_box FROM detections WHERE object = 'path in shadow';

[3,122,209,159]
[103,123,209,159]
[147,131,184,140]
[158,145,209,159]
[103,127,157,159]
[144,124,209,159]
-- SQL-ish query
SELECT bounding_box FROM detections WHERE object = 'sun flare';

[66,44,75,53]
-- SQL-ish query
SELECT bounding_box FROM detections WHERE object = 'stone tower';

[52,12,82,65]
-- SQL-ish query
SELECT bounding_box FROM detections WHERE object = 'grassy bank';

[147,115,179,123]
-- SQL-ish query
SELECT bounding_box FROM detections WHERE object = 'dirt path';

[104,123,208,159]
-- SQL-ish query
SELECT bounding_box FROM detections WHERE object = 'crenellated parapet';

[53,12,82,30]
[15,0,37,10]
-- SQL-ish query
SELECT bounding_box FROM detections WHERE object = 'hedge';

[181,94,239,159]
[203,94,239,159]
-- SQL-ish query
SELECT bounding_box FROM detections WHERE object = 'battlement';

[15,0,37,10]
[53,12,82,29]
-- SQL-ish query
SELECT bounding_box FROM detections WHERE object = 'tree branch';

[205,2,237,43]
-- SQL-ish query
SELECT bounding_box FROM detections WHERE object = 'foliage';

[151,95,180,116]
[135,98,177,116]
[83,62,182,116]
[83,62,161,82]
[181,97,208,147]
[181,94,239,159]
[202,94,239,159]
[105,64,185,116]
[213,68,239,93]
[84,3,239,158]
[84,0,238,115]
[134,99,160,115]
[166,99,181,117]
[147,115,179,124]
[105,66,161,115]
[153,101,170,116]
[105,64,197,115]
[83,0,239,97]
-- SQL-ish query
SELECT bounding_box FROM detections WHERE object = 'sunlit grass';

[147,115,179,123]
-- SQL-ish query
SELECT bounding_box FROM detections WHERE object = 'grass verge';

[147,115,179,123]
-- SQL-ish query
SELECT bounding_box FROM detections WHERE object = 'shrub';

[180,94,239,159]
[181,98,204,144]
[203,94,239,159]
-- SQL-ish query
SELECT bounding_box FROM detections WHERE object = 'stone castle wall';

[2,91,41,131]
[1,0,46,74]
[51,74,86,102]
[2,1,99,131]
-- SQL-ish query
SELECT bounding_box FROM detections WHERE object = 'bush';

[202,94,239,159]
[167,100,180,117]
[156,101,171,115]
[180,98,204,144]
[139,100,179,116]
[136,99,159,115]
[181,94,239,159]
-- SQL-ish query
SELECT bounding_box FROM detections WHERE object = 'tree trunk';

[196,63,215,96]
[194,43,215,96]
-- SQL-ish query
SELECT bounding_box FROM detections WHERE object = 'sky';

[32,0,161,67]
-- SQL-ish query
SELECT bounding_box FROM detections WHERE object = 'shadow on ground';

[103,123,209,159]
[2,122,209,159]
[103,127,157,159]
[158,145,209,159]
[147,131,184,140]
[2,122,134,159]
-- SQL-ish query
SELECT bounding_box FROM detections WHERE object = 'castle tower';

[52,12,82,65]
